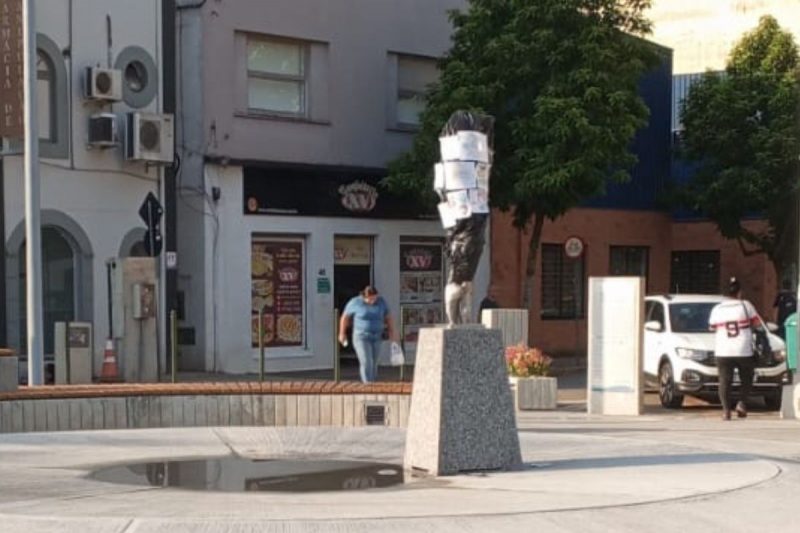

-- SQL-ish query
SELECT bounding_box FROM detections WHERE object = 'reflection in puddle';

[90,457,407,492]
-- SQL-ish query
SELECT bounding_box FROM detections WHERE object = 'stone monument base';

[404,326,522,476]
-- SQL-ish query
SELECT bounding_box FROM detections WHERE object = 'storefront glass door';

[333,236,373,356]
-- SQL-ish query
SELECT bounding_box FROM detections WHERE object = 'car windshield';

[668,302,718,333]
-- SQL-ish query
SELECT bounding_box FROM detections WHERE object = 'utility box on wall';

[109,258,160,383]
[54,322,93,385]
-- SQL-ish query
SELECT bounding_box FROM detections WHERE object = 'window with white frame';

[395,55,438,127]
[246,36,306,116]
[37,52,54,141]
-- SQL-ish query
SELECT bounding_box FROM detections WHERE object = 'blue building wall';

[583,47,674,210]
[670,72,720,221]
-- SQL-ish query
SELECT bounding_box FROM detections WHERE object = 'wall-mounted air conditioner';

[125,113,174,164]
[85,67,123,102]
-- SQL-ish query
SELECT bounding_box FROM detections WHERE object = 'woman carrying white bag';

[338,286,400,383]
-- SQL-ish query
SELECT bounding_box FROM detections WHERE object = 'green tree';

[385,0,657,308]
[678,15,800,288]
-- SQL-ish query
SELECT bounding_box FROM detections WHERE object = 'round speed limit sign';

[564,236,584,259]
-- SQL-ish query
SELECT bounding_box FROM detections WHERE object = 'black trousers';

[716,356,754,410]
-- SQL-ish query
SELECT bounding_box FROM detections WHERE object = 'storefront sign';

[338,181,378,213]
[243,165,437,220]
[399,241,445,358]
[334,236,372,266]
[0,0,24,138]
[251,239,304,348]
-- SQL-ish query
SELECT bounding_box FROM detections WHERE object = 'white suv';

[644,294,789,409]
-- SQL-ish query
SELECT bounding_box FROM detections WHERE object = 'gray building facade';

[175,0,490,374]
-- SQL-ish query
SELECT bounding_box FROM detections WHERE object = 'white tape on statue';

[446,190,472,220]
[434,163,445,191]
[438,202,458,228]
[469,188,489,214]
[442,161,478,190]
[439,131,490,163]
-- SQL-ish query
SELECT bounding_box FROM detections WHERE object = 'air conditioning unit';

[125,113,174,163]
[87,113,118,147]
[84,67,123,102]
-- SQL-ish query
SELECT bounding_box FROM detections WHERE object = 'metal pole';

[23,0,44,385]
[170,310,177,383]
[399,305,405,382]
[258,309,265,382]
[334,309,341,383]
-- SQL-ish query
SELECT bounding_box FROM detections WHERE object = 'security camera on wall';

[125,112,175,164]
[84,67,123,102]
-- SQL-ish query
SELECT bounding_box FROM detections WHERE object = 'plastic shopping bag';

[390,342,405,367]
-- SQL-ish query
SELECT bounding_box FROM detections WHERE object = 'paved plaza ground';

[1,374,799,532]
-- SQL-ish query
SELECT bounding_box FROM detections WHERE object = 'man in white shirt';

[708,277,760,420]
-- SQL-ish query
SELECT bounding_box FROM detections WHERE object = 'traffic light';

[139,192,164,257]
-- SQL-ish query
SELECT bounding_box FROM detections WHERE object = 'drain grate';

[364,404,387,425]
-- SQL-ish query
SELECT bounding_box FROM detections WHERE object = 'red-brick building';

[488,64,783,358]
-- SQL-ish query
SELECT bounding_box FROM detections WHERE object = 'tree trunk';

[521,213,545,310]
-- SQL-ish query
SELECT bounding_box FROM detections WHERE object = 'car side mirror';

[645,320,662,332]
[766,322,779,333]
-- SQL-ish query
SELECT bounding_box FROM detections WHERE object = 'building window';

[541,243,585,320]
[670,250,720,294]
[37,52,54,141]
[251,236,305,348]
[395,55,438,127]
[246,37,306,116]
[19,227,77,355]
[610,246,649,286]
[645,300,666,330]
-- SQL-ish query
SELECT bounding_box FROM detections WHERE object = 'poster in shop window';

[251,239,304,348]
[399,242,445,357]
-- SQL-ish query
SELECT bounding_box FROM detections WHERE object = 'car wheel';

[764,392,782,411]
[659,362,684,409]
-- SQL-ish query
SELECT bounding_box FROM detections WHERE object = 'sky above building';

[647,0,800,74]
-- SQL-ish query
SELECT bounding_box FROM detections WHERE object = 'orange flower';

[505,343,552,377]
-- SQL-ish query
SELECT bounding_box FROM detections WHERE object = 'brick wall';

[490,208,777,358]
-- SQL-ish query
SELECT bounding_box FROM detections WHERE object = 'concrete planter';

[509,376,557,410]
[0,350,18,393]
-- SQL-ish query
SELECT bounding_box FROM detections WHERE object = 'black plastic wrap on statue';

[446,214,489,284]
[440,110,495,140]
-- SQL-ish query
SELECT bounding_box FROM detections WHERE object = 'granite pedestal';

[404,326,522,476]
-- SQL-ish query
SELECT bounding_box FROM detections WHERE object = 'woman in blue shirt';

[338,286,396,383]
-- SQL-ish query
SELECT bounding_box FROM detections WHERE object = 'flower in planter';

[505,344,552,377]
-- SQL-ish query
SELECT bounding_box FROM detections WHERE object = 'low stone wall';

[0,381,411,433]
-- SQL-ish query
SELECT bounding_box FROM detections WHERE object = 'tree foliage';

[678,16,800,283]
[385,0,657,306]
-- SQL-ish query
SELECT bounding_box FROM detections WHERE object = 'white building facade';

[1,0,170,380]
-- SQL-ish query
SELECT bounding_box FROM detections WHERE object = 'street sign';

[0,0,24,138]
[564,236,584,259]
[139,192,163,257]
[139,192,163,224]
